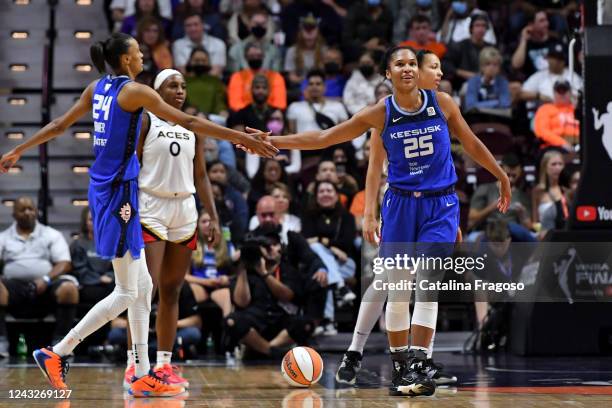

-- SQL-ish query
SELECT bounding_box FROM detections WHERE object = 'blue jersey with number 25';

[381,90,457,191]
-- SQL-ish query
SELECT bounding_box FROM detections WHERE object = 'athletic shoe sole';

[335,371,357,385]
[434,375,458,385]
[389,383,436,397]
[33,350,66,390]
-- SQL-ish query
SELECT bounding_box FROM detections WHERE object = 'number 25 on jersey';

[403,135,434,159]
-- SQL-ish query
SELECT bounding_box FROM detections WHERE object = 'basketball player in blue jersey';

[263,46,511,397]
[336,50,458,387]
[0,33,276,396]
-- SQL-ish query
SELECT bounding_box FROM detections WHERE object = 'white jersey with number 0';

[138,112,196,197]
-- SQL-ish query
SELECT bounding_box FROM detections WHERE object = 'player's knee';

[386,301,411,332]
[412,302,438,329]
[114,285,139,308]
[159,279,182,304]
[137,268,153,302]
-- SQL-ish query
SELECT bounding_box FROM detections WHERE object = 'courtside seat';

[47,194,87,227]
[0,1,48,30]
[48,126,94,157]
[0,202,13,230]
[48,159,91,192]
[56,0,108,30]
[54,29,106,89]
[0,29,45,89]
[1,127,39,158]
[471,122,514,157]
[0,94,42,124]
[50,93,82,119]
[0,158,40,195]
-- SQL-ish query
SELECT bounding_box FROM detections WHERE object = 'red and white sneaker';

[123,364,135,390]
[154,364,189,388]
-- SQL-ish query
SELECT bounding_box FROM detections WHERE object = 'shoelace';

[58,357,70,380]
[430,361,443,370]
[409,360,424,372]
[148,372,171,386]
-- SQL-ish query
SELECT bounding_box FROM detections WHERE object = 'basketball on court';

[4,0,612,406]
[281,347,324,387]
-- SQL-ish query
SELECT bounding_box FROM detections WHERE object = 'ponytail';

[89,33,133,75]
[90,41,107,74]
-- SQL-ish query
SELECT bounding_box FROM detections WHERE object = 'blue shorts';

[380,186,459,258]
[88,178,144,260]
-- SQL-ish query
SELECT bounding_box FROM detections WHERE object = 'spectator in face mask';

[343,51,383,115]
[201,136,250,192]
[245,109,302,177]
[392,0,442,44]
[439,1,497,45]
[227,42,287,111]
[184,47,228,117]
[228,10,281,73]
[300,47,347,100]
[172,12,226,75]
[226,0,275,45]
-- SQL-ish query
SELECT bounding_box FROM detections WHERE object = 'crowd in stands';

[0,0,585,358]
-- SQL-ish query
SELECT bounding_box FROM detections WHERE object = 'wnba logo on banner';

[592,103,612,160]
[576,205,612,221]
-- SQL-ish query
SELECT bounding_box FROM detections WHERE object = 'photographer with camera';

[224,233,315,358]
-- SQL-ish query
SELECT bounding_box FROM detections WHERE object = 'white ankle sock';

[389,345,409,353]
[410,345,428,354]
[155,351,172,369]
[127,350,134,367]
[427,332,435,359]
[133,344,150,378]
[53,329,83,357]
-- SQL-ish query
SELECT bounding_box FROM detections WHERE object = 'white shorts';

[138,190,198,249]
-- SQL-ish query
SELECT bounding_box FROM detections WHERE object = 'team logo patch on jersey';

[119,202,132,224]
[427,107,436,116]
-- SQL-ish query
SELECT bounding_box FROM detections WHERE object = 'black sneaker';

[424,358,457,385]
[389,350,436,397]
[335,351,362,385]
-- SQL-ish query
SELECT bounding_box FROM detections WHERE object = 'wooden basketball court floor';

[1,352,612,407]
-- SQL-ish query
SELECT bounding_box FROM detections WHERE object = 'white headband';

[153,69,183,90]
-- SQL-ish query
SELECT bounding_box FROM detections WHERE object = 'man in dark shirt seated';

[224,234,315,358]
[253,223,328,327]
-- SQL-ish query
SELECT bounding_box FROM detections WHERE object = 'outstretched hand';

[497,175,512,213]
[236,127,274,155]
[362,216,380,246]
[238,128,277,157]
[0,149,21,173]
